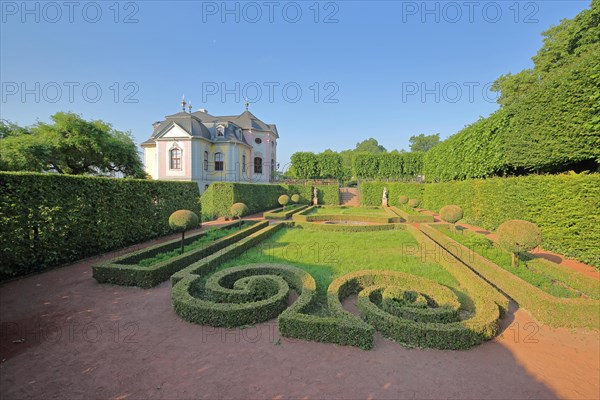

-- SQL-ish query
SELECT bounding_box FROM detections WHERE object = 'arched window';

[203,151,208,171]
[242,154,246,173]
[170,147,182,170]
[214,152,224,171]
[254,157,263,174]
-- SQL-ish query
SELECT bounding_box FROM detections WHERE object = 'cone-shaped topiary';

[497,220,542,268]
[169,210,200,254]
[408,198,420,208]
[291,194,300,204]
[230,203,248,228]
[398,195,409,205]
[440,205,463,232]
[278,194,290,211]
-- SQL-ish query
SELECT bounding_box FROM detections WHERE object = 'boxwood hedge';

[172,223,508,350]
[361,173,600,267]
[201,182,339,219]
[420,223,600,329]
[93,220,267,288]
[0,172,201,280]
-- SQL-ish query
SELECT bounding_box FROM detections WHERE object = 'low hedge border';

[387,206,435,223]
[291,205,318,222]
[327,270,500,350]
[293,213,401,224]
[295,222,405,232]
[419,223,599,329]
[264,204,310,220]
[92,220,268,288]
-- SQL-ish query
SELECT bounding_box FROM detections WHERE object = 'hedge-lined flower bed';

[294,222,404,232]
[93,220,267,288]
[293,211,400,224]
[387,206,435,223]
[263,204,310,220]
[419,223,600,329]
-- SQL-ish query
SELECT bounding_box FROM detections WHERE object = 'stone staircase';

[339,187,360,206]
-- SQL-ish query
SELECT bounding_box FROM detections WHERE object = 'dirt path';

[1,240,598,400]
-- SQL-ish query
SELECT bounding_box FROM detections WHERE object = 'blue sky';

[0,0,591,168]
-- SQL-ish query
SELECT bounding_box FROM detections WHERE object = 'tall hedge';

[353,152,424,180]
[201,182,339,218]
[361,173,600,267]
[0,172,201,280]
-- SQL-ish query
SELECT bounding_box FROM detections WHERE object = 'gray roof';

[146,109,278,145]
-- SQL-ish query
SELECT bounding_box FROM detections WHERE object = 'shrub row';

[419,223,600,329]
[0,172,201,280]
[361,173,600,267]
[294,222,405,232]
[328,270,500,350]
[386,206,435,223]
[93,221,267,288]
[293,213,400,224]
[200,182,339,219]
[263,204,310,220]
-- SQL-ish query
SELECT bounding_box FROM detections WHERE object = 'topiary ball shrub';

[440,205,463,230]
[408,198,420,208]
[291,194,300,204]
[230,202,248,228]
[497,220,542,268]
[398,195,409,205]
[169,210,200,254]
[278,194,290,211]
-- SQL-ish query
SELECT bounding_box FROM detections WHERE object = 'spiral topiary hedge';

[173,260,503,349]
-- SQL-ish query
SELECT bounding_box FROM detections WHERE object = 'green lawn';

[306,206,389,217]
[217,226,458,294]
[138,222,252,267]
[394,205,421,215]
[434,225,600,299]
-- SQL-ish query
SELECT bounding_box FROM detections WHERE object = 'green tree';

[409,133,440,152]
[354,138,387,153]
[0,113,145,178]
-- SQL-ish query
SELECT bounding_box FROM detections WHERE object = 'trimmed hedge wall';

[361,182,425,207]
[0,172,201,280]
[420,224,600,329]
[361,173,600,267]
[200,182,339,219]
[93,221,266,288]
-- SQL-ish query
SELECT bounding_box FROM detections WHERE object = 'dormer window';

[216,125,225,137]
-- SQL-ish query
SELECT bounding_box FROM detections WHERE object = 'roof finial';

[181,95,186,112]
[188,101,193,113]
[245,97,249,111]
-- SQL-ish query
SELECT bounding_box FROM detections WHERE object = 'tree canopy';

[409,133,440,152]
[0,113,145,178]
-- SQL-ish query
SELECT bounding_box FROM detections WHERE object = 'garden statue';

[313,187,318,205]
[382,187,388,207]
